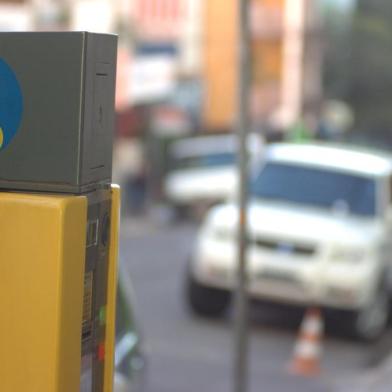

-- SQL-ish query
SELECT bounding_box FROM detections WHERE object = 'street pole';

[234,0,251,392]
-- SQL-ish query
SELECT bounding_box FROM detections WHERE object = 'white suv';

[186,143,392,340]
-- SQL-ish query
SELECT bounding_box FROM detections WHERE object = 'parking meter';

[0,32,119,392]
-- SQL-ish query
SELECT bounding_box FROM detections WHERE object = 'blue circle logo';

[0,59,23,151]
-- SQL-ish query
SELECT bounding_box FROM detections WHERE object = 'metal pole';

[234,0,251,392]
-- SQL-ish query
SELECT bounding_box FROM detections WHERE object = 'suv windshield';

[251,162,376,217]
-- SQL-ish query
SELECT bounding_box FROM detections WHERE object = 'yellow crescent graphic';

[0,127,3,148]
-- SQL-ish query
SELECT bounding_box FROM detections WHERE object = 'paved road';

[119,217,392,392]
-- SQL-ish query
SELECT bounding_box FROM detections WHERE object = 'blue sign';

[0,59,23,151]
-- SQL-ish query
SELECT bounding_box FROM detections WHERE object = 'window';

[251,162,376,217]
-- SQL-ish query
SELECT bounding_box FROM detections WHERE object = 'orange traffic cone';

[289,307,323,376]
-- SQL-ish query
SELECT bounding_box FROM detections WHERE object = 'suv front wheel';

[349,283,389,341]
[186,270,231,317]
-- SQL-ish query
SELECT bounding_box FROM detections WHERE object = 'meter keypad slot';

[81,189,111,392]
[86,220,99,248]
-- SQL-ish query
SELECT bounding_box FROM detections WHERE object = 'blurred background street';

[4,0,392,390]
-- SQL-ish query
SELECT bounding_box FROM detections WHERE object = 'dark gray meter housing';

[0,32,117,193]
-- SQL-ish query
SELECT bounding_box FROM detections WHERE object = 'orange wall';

[252,39,282,84]
[263,0,284,7]
[203,0,285,131]
[253,0,284,83]
[203,0,238,130]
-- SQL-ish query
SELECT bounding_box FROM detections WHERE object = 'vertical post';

[234,0,251,392]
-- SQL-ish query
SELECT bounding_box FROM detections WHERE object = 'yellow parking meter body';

[0,32,119,391]
[0,186,120,392]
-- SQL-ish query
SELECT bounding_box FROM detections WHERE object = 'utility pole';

[233,0,251,392]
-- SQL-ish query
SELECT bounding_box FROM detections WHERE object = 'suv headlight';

[330,245,367,263]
